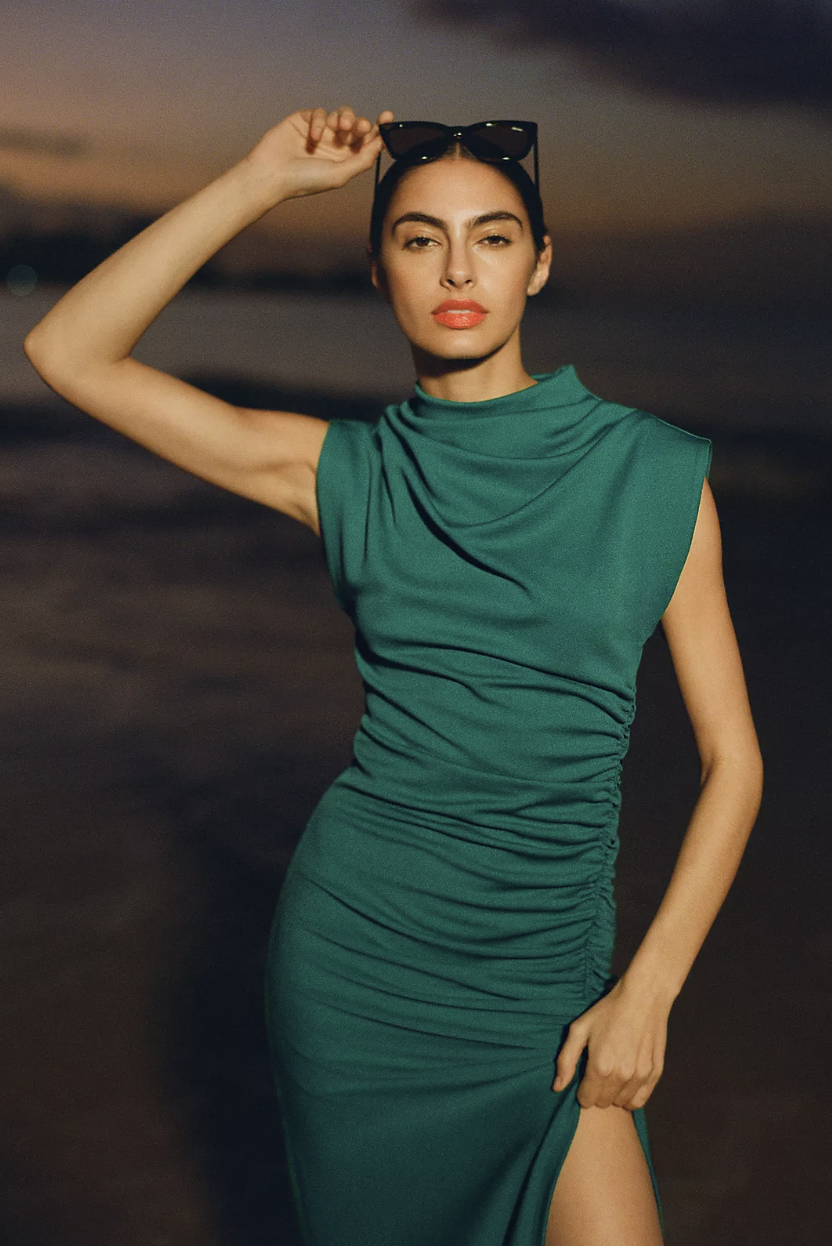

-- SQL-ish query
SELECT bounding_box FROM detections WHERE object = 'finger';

[613,1060,653,1108]
[628,1083,655,1111]
[552,1059,574,1091]
[340,135,382,174]
[361,110,393,147]
[350,117,377,151]
[579,1077,617,1109]
[327,134,384,185]
[552,1030,585,1090]
[345,116,372,151]
[576,1074,601,1109]
[552,1051,573,1091]
[578,1055,623,1109]
[627,1070,662,1110]
[335,106,357,144]
[308,107,329,144]
[613,1075,642,1109]
[624,1047,664,1109]
[600,1079,629,1109]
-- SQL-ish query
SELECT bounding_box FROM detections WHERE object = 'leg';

[545,1105,663,1246]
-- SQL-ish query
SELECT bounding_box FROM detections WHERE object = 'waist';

[287,775,622,1017]
[344,721,624,845]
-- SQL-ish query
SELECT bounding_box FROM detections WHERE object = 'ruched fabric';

[266,366,713,1245]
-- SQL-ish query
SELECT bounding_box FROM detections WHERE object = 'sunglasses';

[375,120,539,190]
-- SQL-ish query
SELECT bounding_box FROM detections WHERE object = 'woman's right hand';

[244,106,394,201]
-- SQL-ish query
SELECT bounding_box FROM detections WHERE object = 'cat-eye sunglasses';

[374,120,539,190]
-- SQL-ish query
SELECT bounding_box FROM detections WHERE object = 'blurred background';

[1,1,830,1243]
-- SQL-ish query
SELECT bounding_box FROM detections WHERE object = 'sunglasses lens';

[466,123,534,160]
[378,121,537,181]
[382,124,449,158]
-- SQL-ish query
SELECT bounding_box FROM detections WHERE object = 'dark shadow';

[150,753,344,1246]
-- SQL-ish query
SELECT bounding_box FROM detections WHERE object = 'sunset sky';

[4,0,832,249]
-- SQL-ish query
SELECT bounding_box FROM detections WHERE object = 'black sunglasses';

[375,120,539,190]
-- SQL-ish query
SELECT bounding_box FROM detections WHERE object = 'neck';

[411,329,538,404]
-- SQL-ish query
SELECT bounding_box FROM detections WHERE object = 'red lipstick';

[431,299,487,329]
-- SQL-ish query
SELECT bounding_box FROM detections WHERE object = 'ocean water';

[0,402,829,1246]
[4,284,832,435]
[1,281,830,1245]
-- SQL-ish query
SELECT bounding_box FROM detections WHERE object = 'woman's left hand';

[552,977,671,1109]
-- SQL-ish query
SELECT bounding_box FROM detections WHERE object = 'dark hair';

[368,142,548,261]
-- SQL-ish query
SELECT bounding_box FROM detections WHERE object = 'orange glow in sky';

[5,0,832,242]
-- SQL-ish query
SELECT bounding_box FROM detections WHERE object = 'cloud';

[0,128,88,158]
[418,0,832,105]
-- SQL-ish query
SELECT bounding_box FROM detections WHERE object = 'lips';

[431,299,487,329]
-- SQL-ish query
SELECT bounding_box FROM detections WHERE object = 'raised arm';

[23,105,393,536]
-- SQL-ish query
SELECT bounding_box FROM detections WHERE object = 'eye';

[403,234,438,250]
[480,233,510,246]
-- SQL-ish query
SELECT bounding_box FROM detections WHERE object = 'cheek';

[385,263,437,314]
[484,258,536,311]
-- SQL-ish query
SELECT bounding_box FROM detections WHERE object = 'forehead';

[386,156,527,223]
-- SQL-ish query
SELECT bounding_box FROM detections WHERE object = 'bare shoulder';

[227,406,331,536]
[662,475,723,623]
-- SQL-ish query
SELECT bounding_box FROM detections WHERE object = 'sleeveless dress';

[265,365,713,1245]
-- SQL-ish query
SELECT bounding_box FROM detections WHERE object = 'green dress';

[266,365,712,1245]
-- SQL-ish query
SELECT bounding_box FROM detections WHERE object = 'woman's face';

[370,155,551,365]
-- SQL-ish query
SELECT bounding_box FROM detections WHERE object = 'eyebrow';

[390,210,525,234]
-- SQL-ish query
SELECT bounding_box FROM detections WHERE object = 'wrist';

[234,153,292,213]
[618,961,681,1011]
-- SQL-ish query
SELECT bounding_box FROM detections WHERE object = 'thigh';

[545,1104,663,1246]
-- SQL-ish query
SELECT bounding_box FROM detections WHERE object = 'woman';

[24,106,763,1245]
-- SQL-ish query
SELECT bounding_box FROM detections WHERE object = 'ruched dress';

[265,365,713,1245]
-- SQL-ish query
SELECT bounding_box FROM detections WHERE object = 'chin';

[417,330,505,362]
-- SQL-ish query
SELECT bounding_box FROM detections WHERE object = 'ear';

[368,245,390,301]
[527,235,552,298]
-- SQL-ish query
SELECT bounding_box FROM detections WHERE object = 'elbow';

[700,739,764,795]
[23,335,83,412]
[24,325,124,391]
[22,329,43,368]
[701,749,765,839]
[23,327,89,396]
[23,327,60,379]
[742,746,765,813]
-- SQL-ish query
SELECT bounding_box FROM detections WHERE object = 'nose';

[441,237,474,290]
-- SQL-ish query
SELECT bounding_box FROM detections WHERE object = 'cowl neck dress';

[266,365,712,1245]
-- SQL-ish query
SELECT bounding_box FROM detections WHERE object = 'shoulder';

[316,415,380,476]
[314,418,381,561]
[618,408,714,532]
[661,472,722,622]
[319,415,380,448]
[624,407,713,470]
[604,405,716,635]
